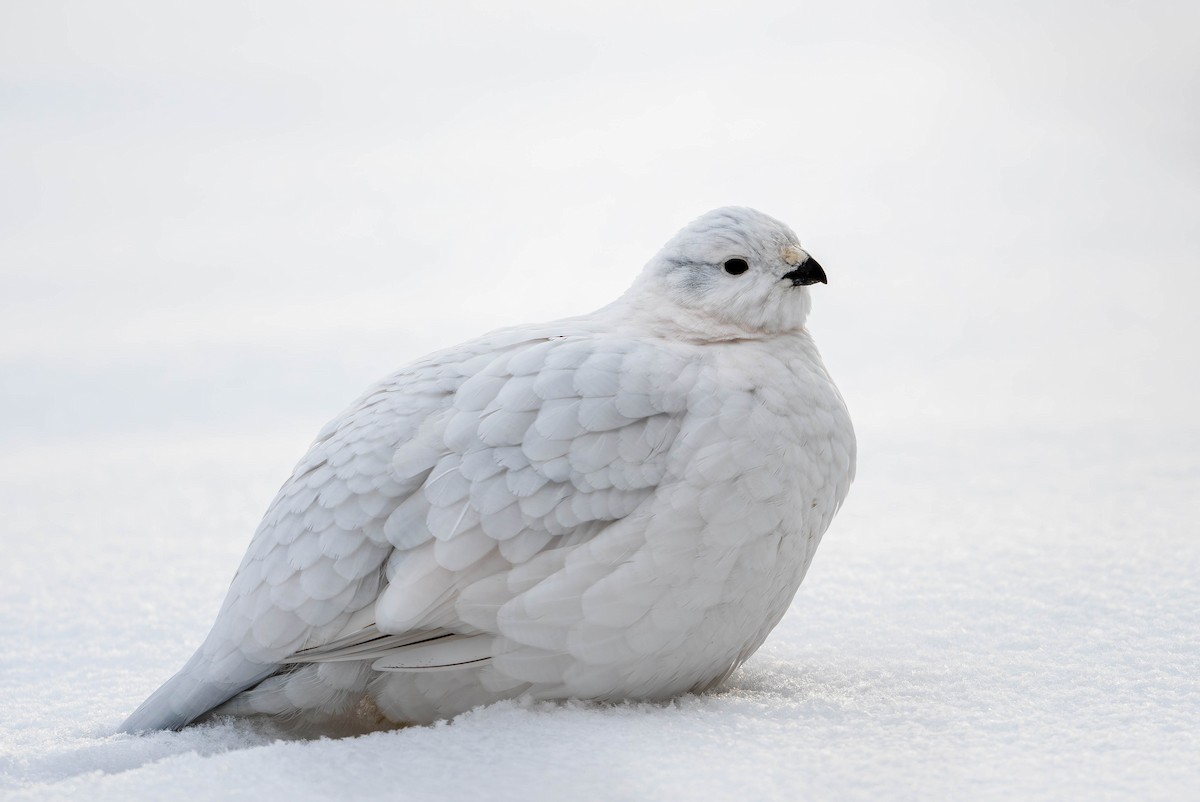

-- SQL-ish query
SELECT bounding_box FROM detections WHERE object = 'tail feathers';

[118,649,277,733]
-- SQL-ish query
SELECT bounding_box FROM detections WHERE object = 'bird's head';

[628,207,826,339]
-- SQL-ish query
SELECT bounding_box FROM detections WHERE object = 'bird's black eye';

[723,258,749,275]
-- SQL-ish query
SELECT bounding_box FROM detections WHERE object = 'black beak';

[782,256,827,287]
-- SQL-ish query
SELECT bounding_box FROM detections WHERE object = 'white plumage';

[118,206,856,733]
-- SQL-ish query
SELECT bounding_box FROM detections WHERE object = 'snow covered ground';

[2,421,1196,801]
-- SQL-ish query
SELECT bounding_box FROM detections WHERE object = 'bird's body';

[119,207,855,733]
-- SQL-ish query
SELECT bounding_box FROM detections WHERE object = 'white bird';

[118,207,856,733]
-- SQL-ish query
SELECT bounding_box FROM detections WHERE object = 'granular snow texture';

[1,424,1196,801]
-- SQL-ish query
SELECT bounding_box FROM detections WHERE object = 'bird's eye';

[723,258,749,275]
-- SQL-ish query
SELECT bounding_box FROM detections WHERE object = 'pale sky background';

[2,0,1198,447]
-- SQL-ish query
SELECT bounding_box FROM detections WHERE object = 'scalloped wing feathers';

[119,322,855,732]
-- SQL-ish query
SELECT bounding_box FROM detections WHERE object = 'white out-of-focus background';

[3,0,1197,443]
[2,2,1198,801]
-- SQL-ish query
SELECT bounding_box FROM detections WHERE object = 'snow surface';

[2,422,1196,801]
